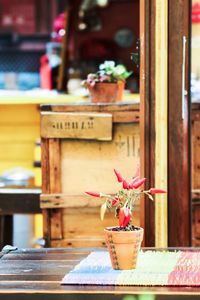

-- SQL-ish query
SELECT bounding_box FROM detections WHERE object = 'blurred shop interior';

[0,0,200,248]
[0,0,139,248]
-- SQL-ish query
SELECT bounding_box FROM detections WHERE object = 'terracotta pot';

[88,82,118,103]
[104,226,144,270]
[117,80,125,102]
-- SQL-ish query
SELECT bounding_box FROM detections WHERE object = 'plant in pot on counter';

[85,167,166,270]
[82,60,132,103]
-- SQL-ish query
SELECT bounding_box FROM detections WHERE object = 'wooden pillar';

[168,0,191,246]
[140,0,191,246]
[155,0,168,247]
[140,0,156,246]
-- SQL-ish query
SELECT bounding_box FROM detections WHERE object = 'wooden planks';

[41,138,62,245]
[40,194,105,209]
[192,121,200,189]
[155,0,168,247]
[40,102,139,113]
[40,103,140,248]
[41,112,113,141]
[168,0,191,246]
[139,0,156,246]
[141,0,191,247]
[0,248,200,297]
[0,188,41,214]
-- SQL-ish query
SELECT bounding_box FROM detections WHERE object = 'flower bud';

[149,188,167,194]
[114,169,123,182]
[85,191,101,197]
[111,196,119,206]
[119,207,131,227]
[132,178,146,189]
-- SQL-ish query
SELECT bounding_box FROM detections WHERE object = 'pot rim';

[104,226,144,233]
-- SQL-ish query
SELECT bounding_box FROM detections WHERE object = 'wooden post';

[140,0,191,246]
[140,0,156,246]
[168,0,191,246]
[155,0,168,247]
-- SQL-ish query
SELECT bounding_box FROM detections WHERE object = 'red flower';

[132,178,146,189]
[129,176,140,188]
[114,169,124,183]
[85,191,101,197]
[149,188,167,194]
[123,179,130,189]
[111,196,119,206]
[119,207,131,227]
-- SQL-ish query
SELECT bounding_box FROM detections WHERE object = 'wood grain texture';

[168,0,191,246]
[139,0,156,246]
[61,123,139,195]
[40,194,105,209]
[0,248,200,297]
[155,0,168,247]
[41,138,51,245]
[0,188,41,214]
[192,121,200,189]
[41,112,113,141]
[40,102,139,113]
[40,103,140,247]
[48,139,62,240]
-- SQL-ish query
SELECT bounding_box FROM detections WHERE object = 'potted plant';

[85,167,166,270]
[82,61,132,103]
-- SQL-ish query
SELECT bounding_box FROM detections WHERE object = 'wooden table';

[0,188,41,249]
[0,247,200,299]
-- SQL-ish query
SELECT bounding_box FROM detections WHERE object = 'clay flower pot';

[88,82,118,103]
[104,226,144,270]
[117,80,125,102]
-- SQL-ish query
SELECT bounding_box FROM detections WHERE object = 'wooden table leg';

[0,215,13,249]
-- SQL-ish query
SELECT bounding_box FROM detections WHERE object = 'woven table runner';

[61,250,200,286]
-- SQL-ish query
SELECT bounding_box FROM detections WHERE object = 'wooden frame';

[40,102,140,247]
[168,0,191,246]
[140,0,191,246]
[140,0,156,246]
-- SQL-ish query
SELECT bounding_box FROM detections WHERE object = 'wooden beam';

[41,112,113,141]
[40,194,107,209]
[168,0,191,246]
[155,0,168,247]
[48,139,63,240]
[140,0,156,246]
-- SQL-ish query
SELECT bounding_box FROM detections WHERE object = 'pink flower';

[99,74,110,82]
[114,169,123,182]
[129,176,140,188]
[123,179,130,189]
[119,207,131,227]
[85,191,101,197]
[149,188,167,194]
[132,178,146,189]
[111,196,119,206]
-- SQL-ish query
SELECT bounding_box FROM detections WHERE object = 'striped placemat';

[61,250,200,286]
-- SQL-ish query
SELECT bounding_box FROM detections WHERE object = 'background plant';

[82,60,132,88]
